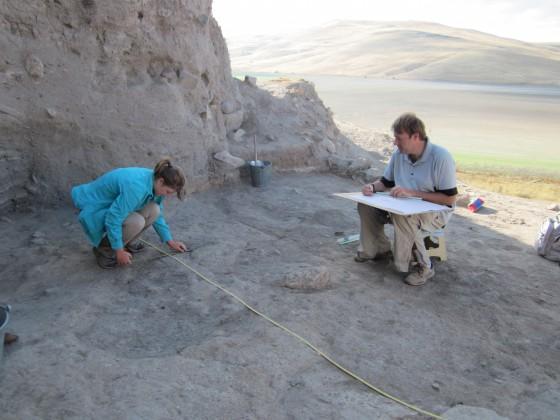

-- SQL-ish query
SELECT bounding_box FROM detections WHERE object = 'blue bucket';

[0,305,11,363]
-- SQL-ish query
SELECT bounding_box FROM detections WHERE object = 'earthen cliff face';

[0,0,373,210]
[1,0,240,209]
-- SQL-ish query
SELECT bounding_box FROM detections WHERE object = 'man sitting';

[356,113,457,286]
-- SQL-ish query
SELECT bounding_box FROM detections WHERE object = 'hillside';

[228,20,560,86]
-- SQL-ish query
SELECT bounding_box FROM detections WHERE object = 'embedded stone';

[221,99,239,114]
[244,76,257,87]
[24,55,44,79]
[213,151,245,168]
[282,267,331,290]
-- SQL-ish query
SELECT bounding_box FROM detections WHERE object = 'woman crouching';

[71,159,189,269]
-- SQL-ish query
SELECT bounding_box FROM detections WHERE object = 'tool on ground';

[336,233,360,245]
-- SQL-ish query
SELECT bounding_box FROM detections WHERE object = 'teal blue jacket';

[71,168,173,249]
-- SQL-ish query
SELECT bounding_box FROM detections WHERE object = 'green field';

[454,153,560,180]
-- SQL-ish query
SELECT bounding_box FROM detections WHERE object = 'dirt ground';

[1,173,559,419]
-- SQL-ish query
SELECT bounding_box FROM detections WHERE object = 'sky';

[212,0,560,43]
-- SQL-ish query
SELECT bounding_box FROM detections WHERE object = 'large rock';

[213,150,245,169]
[228,78,373,171]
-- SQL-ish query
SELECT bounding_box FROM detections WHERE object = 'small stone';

[244,76,257,87]
[221,99,239,114]
[213,151,245,168]
[224,109,244,133]
[31,237,48,246]
[45,108,57,118]
[160,68,176,82]
[348,157,373,172]
[40,288,57,297]
[232,128,246,142]
[25,183,40,194]
[547,203,560,211]
[282,267,331,290]
[197,14,209,25]
[327,156,352,173]
[24,55,44,79]
[1,216,14,223]
[432,381,441,391]
[322,138,336,154]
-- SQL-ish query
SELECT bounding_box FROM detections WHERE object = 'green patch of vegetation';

[455,153,560,180]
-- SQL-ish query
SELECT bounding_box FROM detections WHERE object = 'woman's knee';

[123,212,146,233]
[141,202,160,225]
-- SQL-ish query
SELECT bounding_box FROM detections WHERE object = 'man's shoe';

[126,242,145,254]
[404,264,435,286]
[93,247,117,269]
[4,332,18,345]
[373,250,393,261]
[354,250,393,263]
[354,252,374,263]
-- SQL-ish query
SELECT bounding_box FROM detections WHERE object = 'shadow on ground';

[1,173,558,419]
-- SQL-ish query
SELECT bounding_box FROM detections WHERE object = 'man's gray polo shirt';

[383,140,456,193]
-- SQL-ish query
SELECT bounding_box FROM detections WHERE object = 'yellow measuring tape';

[141,239,443,419]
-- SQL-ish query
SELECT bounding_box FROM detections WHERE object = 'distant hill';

[227,21,560,86]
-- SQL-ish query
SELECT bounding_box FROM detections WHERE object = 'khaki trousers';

[357,203,449,272]
[99,202,160,250]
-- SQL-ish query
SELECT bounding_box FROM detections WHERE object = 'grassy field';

[454,153,560,176]
[457,170,560,201]
[455,153,560,201]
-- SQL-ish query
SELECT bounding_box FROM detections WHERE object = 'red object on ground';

[468,197,485,212]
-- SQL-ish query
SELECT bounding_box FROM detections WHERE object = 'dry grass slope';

[458,171,560,202]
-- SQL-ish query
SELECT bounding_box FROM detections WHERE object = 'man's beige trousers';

[357,203,449,272]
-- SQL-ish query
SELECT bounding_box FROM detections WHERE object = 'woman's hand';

[167,240,189,253]
[115,249,133,266]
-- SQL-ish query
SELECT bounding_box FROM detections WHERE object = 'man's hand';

[167,240,188,253]
[362,184,375,196]
[115,249,133,266]
[390,186,417,198]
